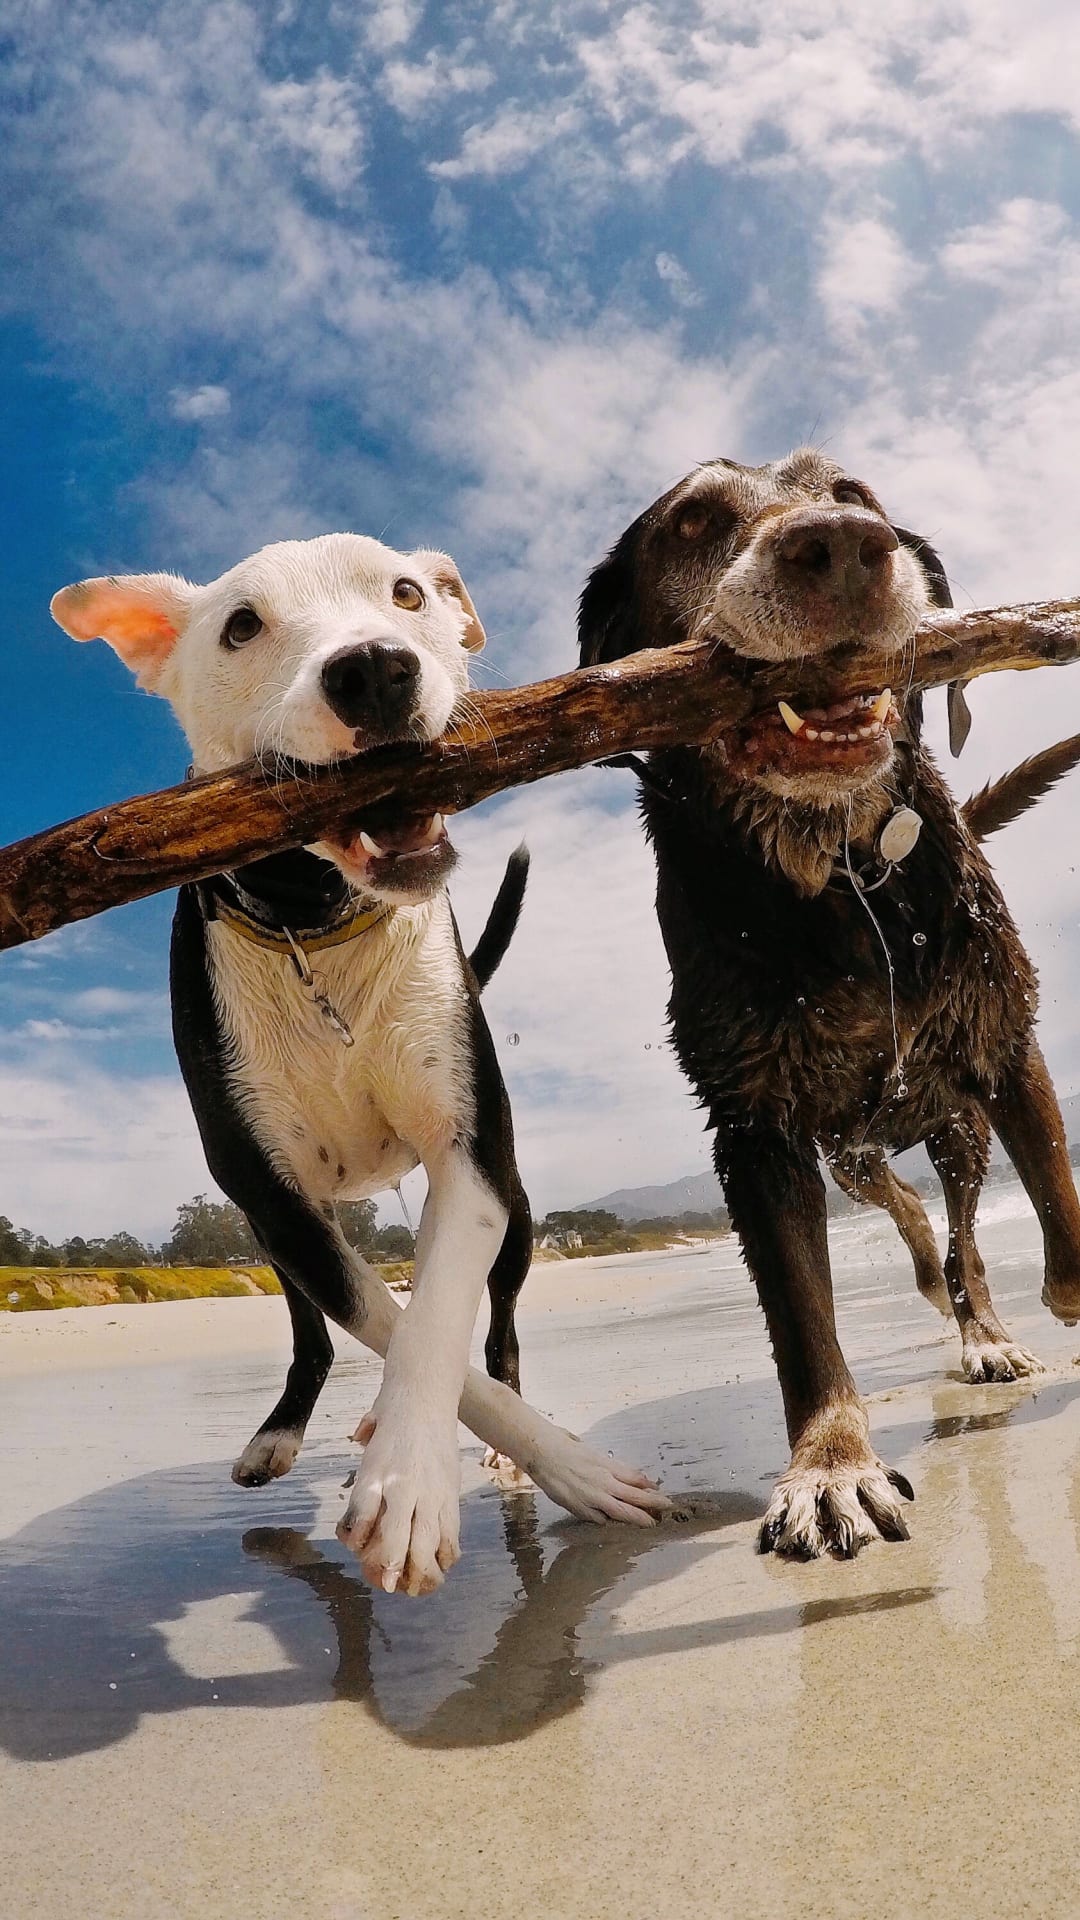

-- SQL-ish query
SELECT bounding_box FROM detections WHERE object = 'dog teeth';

[819,729,835,742]
[871,689,892,722]
[803,726,819,741]
[778,700,805,735]
[358,831,385,858]
[421,813,445,846]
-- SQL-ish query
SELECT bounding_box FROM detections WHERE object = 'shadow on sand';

[0,1368,953,1766]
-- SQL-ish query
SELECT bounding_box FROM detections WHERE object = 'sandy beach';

[5,1192,1080,1919]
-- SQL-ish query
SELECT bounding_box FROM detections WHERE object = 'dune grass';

[0,1266,282,1311]
[0,1261,415,1310]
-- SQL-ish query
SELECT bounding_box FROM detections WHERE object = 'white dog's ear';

[50,573,195,687]
[411,550,486,653]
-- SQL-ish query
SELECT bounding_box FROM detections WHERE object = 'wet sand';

[4,1192,1080,1918]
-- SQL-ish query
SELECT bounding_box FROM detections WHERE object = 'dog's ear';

[51,572,194,688]
[893,527,970,755]
[893,527,952,611]
[411,550,486,652]
[578,533,643,667]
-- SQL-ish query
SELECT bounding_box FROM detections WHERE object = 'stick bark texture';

[3,596,1080,952]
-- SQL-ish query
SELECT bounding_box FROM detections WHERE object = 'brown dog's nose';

[775,508,898,592]
[321,642,420,733]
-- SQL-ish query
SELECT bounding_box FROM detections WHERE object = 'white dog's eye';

[221,606,263,649]
[392,578,425,612]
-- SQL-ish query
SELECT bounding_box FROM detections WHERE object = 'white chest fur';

[207,896,475,1202]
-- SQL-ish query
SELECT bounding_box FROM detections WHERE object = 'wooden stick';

[3,594,1080,952]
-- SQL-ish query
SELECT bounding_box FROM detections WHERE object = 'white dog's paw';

[962,1334,1045,1383]
[523,1426,671,1527]
[232,1427,302,1487]
[758,1459,914,1559]
[337,1402,461,1597]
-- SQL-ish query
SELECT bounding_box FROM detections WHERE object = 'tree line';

[535,1206,730,1250]
[0,1193,732,1269]
[0,1193,415,1268]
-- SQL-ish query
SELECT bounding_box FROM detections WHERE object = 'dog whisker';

[454,695,500,762]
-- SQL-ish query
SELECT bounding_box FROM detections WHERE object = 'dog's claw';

[760,1456,914,1559]
[961,1336,1044,1383]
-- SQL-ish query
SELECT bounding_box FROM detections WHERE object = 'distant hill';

[577,1169,724,1223]
[584,1089,1080,1224]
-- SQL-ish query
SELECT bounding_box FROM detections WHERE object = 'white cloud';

[431,104,583,181]
[817,216,922,337]
[363,0,425,53]
[19,1020,80,1042]
[574,1,1080,181]
[941,198,1070,286]
[170,384,231,423]
[69,987,165,1017]
[450,776,711,1210]
[262,72,365,194]
[10,0,1080,1235]
[655,251,702,308]
[0,1066,215,1241]
[380,50,495,119]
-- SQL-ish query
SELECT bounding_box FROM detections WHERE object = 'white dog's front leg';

[338,1147,506,1595]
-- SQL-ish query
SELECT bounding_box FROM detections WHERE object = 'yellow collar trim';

[213,896,394,955]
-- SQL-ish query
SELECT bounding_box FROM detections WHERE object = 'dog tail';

[962,732,1080,842]
[469,844,530,991]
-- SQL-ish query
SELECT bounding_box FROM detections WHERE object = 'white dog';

[52,535,667,1597]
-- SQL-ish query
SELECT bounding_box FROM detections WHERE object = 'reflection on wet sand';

[774,1372,1080,1917]
[0,1454,941,1763]
[0,1456,787,1760]
[8,1197,1080,1916]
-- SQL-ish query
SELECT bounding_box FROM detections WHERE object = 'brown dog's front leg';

[720,1127,913,1558]
[989,1039,1080,1325]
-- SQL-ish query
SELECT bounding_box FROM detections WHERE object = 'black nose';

[775,509,899,592]
[321,643,421,733]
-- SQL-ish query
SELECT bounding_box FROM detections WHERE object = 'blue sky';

[5,0,1080,1239]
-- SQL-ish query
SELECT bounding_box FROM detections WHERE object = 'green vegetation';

[0,1266,281,1311]
[0,1260,414,1311]
[0,1187,731,1312]
[0,1192,417,1270]
[534,1205,730,1258]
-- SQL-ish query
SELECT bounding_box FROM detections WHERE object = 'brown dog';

[579,447,1080,1558]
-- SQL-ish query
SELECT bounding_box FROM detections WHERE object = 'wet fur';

[580,449,1080,1557]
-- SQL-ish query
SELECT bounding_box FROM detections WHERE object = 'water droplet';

[644,1042,652,1050]
[506,1032,520,1047]
[912,932,927,947]
[796,995,806,1006]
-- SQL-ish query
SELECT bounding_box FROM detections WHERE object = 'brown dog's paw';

[758,1460,914,1560]
[1042,1281,1080,1329]
[961,1333,1045,1382]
